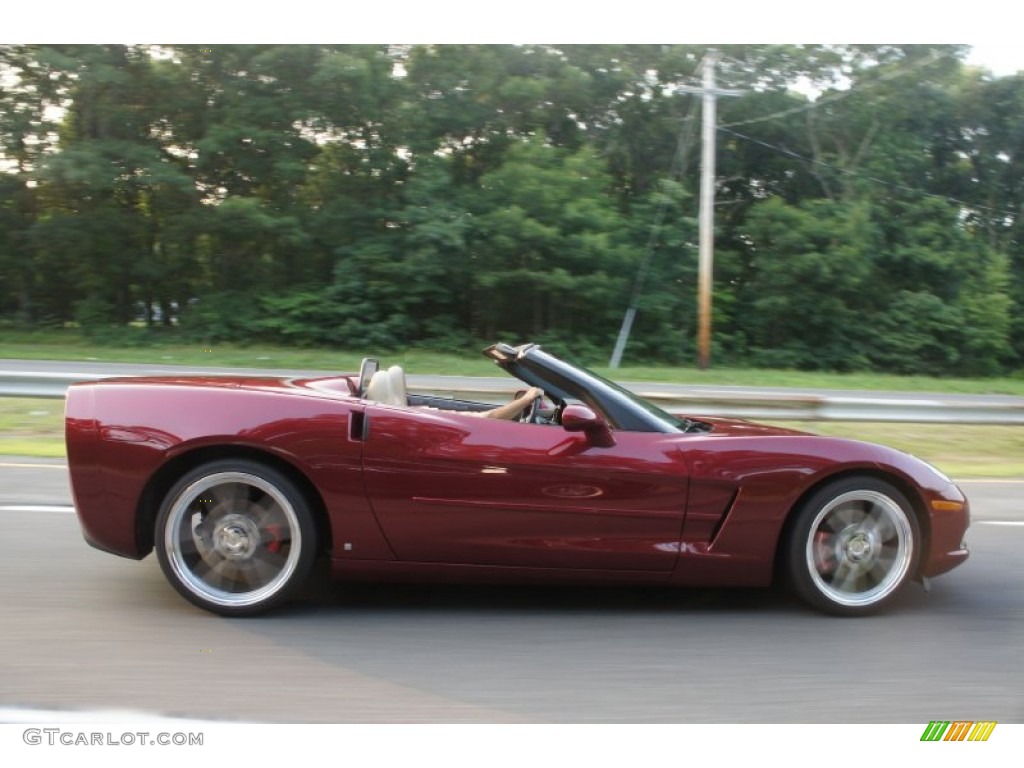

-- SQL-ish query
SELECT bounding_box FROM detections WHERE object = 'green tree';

[466,134,628,349]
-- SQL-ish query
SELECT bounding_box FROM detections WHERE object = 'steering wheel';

[518,394,543,424]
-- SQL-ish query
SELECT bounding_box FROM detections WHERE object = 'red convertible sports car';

[65,342,970,617]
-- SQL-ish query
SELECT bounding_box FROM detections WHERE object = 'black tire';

[785,477,920,616]
[154,459,316,616]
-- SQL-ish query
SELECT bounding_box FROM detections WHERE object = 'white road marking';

[958,479,1024,484]
[975,521,1024,527]
[0,461,68,469]
[0,505,75,514]
[0,706,219,723]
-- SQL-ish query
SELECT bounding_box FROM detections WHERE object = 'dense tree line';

[1,44,1021,374]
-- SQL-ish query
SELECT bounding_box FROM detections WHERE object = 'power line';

[719,50,947,130]
[626,93,700,306]
[718,126,1019,219]
[608,88,701,369]
[610,51,742,369]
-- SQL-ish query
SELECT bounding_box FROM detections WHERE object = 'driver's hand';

[524,386,544,401]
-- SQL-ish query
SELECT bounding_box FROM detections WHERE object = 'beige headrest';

[364,370,394,404]
[387,365,408,406]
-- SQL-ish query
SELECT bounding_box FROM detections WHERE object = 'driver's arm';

[477,387,544,420]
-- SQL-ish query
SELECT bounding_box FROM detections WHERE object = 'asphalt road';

[1,460,1021,723]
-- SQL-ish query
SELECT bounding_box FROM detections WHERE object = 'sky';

[965,44,1024,76]
[4,1,1023,76]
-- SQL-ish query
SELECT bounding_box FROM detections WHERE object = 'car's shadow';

[296,580,785,615]
[276,558,939,618]
[131,553,944,620]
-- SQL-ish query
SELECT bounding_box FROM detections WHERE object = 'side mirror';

[561,404,616,448]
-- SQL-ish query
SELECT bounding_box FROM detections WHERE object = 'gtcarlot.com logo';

[23,729,203,747]
[920,721,997,742]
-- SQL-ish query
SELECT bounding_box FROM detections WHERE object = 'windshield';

[504,346,691,433]
[561,358,691,432]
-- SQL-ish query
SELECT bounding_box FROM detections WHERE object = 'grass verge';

[769,421,1024,479]
[0,398,66,458]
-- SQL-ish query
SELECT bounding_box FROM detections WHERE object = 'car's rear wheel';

[155,459,316,616]
[786,477,920,616]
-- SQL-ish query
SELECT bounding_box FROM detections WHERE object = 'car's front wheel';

[786,477,920,616]
[155,459,316,616]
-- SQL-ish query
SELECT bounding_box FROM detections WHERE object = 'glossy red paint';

[67,375,391,562]
[360,402,687,571]
[65,359,970,612]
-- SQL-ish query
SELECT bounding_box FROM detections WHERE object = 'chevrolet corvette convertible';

[65,342,970,617]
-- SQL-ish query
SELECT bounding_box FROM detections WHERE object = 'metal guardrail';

[0,372,108,399]
[415,381,1024,425]
[3,370,1023,425]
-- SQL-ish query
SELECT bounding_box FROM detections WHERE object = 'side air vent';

[349,411,367,442]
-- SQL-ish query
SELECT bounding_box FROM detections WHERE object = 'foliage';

[1,44,1022,375]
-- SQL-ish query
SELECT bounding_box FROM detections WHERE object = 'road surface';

[0,459,1021,723]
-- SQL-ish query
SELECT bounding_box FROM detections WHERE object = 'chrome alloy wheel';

[163,470,304,611]
[804,489,914,609]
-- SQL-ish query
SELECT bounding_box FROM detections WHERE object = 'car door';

[360,403,689,571]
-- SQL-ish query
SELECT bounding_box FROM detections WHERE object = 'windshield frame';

[490,344,689,433]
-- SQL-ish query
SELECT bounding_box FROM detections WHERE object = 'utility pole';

[609,51,740,370]
[688,50,741,369]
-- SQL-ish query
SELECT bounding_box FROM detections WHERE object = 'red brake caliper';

[264,524,284,554]
[813,531,836,573]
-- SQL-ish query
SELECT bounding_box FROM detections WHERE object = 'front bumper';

[920,484,970,578]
